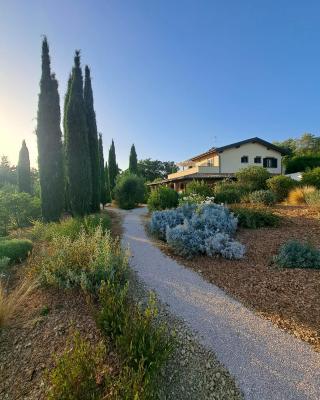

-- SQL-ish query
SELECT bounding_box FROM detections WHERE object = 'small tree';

[301,167,320,189]
[108,139,119,196]
[114,174,145,209]
[236,166,271,191]
[129,144,138,174]
[17,140,31,194]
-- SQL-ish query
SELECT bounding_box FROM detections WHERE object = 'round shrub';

[230,207,280,228]
[147,187,179,211]
[0,239,33,263]
[274,240,320,269]
[114,174,145,210]
[301,167,320,189]
[249,190,276,206]
[185,180,213,197]
[236,166,271,191]
[266,175,296,202]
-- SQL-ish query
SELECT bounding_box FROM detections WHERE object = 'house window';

[241,156,248,163]
[263,157,278,168]
[254,156,261,164]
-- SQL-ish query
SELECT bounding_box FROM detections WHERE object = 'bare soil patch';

[0,283,112,400]
[148,205,320,351]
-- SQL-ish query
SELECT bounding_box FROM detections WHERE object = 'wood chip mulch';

[152,205,320,351]
[0,285,118,400]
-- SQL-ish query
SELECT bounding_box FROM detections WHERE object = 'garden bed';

[0,285,112,399]
[147,205,320,351]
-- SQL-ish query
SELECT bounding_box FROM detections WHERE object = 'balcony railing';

[168,165,220,179]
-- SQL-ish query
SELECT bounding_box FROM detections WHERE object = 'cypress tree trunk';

[64,51,92,216]
[108,139,118,196]
[129,144,138,174]
[98,134,107,207]
[17,140,31,194]
[84,66,100,212]
[36,37,65,222]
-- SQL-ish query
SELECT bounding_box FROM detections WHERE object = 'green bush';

[285,155,320,174]
[185,180,213,197]
[0,191,41,235]
[31,213,110,242]
[33,227,127,293]
[214,181,249,204]
[0,239,33,263]
[305,190,320,207]
[266,175,297,202]
[99,286,172,398]
[230,207,280,228]
[114,174,145,209]
[47,331,106,400]
[236,166,271,190]
[274,240,320,269]
[301,167,320,189]
[249,190,276,206]
[147,186,179,211]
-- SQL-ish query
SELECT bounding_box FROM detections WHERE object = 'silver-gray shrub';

[151,203,245,259]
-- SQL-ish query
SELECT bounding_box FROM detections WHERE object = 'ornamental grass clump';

[32,227,127,293]
[150,203,245,259]
[274,240,320,269]
[287,186,316,205]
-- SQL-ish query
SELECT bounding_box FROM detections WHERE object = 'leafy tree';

[36,37,64,221]
[17,140,31,194]
[98,134,107,207]
[64,51,92,216]
[129,144,138,174]
[285,155,320,174]
[114,173,145,209]
[0,156,17,187]
[137,159,178,182]
[108,139,119,195]
[84,66,100,212]
[235,166,271,190]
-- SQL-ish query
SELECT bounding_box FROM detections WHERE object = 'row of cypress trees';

[36,37,117,221]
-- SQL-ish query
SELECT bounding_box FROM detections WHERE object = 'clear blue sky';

[1,0,320,168]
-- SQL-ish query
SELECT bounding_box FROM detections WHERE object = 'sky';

[1,0,320,169]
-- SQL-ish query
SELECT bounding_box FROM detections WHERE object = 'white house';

[149,137,287,191]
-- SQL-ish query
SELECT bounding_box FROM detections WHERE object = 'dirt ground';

[0,210,121,400]
[149,205,320,351]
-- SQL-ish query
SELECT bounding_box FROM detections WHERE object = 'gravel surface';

[118,206,320,400]
[128,271,242,400]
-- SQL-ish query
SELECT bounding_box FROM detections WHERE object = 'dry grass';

[0,278,37,328]
[287,186,316,205]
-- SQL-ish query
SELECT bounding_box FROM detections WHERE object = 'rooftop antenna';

[212,135,217,149]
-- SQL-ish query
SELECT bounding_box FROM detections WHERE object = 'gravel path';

[119,207,320,400]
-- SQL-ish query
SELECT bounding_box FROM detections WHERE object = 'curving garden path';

[118,206,320,400]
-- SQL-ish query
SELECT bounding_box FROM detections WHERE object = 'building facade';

[149,137,287,191]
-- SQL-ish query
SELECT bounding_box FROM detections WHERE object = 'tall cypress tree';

[64,51,92,216]
[108,139,118,195]
[36,37,64,221]
[84,66,100,212]
[98,134,107,207]
[17,140,31,194]
[129,144,138,174]
[63,74,72,213]
[104,161,111,203]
